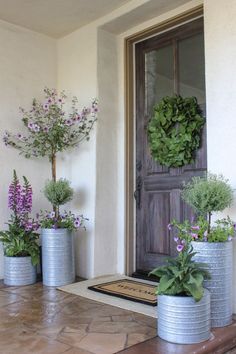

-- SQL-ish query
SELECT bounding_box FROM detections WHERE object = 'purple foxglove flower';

[167,223,172,231]
[177,244,184,252]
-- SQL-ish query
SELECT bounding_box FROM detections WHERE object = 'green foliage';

[148,95,204,167]
[150,246,210,301]
[39,210,87,232]
[170,216,235,244]
[182,173,233,215]
[207,217,235,242]
[0,220,39,265]
[43,179,73,207]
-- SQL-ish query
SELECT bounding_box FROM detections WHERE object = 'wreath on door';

[147,95,205,167]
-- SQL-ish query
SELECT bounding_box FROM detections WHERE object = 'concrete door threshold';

[118,320,236,354]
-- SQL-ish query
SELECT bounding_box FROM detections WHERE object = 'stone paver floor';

[0,281,157,354]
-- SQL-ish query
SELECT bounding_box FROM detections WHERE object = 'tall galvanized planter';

[158,290,211,344]
[192,241,233,327]
[4,256,37,286]
[41,228,75,287]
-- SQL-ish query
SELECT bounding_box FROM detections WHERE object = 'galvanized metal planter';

[158,289,211,344]
[4,256,37,286]
[192,241,233,327]
[41,228,75,287]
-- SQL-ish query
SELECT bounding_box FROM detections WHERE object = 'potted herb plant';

[3,88,98,286]
[172,173,234,327]
[150,239,211,344]
[0,171,39,286]
[40,179,86,286]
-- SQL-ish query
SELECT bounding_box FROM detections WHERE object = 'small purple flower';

[191,233,198,239]
[65,119,73,126]
[43,103,49,110]
[233,223,236,231]
[181,239,186,245]
[49,211,55,219]
[191,225,200,230]
[76,114,81,121]
[174,236,179,243]
[74,220,81,228]
[228,236,233,241]
[204,230,208,237]
[167,223,172,231]
[33,124,40,132]
[28,122,34,130]
[177,244,184,252]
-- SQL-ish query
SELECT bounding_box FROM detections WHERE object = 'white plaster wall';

[57,0,204,279]
[0,20,57,278]
[57,24,98,278]
[204,0,236,312]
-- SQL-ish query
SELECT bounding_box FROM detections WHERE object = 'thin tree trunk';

[51,153,56,182]
[51,153,57,215]
[208,212,211,233]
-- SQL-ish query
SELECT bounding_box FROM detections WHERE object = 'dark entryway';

[134,17,207,275]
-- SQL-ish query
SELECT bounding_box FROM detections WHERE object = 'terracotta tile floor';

[0,281,157,354]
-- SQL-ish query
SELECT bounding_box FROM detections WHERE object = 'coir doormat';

[88,279,157,306]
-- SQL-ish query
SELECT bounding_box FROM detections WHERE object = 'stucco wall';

[204,0,236,311]
[57,24,97,278]
[0,20,57,278]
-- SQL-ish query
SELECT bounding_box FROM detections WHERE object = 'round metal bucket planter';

[192,241,233,327]
[41,228,75,287]
[158,289,211,344]
[4,256,37,286]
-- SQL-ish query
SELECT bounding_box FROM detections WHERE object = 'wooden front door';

[135,18,207,275]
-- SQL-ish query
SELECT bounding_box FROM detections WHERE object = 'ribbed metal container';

[4,256,37,286]
[41,228,75,287]
[192,241,233,327]
[158,290,211,344]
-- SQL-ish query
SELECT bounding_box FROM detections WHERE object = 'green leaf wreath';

[147,95,205,167]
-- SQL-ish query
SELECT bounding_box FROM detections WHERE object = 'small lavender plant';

[0,171,39,265]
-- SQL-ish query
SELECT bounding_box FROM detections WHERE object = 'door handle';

[134,176,142,209]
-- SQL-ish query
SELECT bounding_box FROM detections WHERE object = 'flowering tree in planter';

[3,87,98,220]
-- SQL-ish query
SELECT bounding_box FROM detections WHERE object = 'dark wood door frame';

[124,5,204,275]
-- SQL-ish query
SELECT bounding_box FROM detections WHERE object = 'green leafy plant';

[0,171,39,265]
[43,179,73,218]
[148,95,204,167]
[182,173,234,231]
[150,243,210,301]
